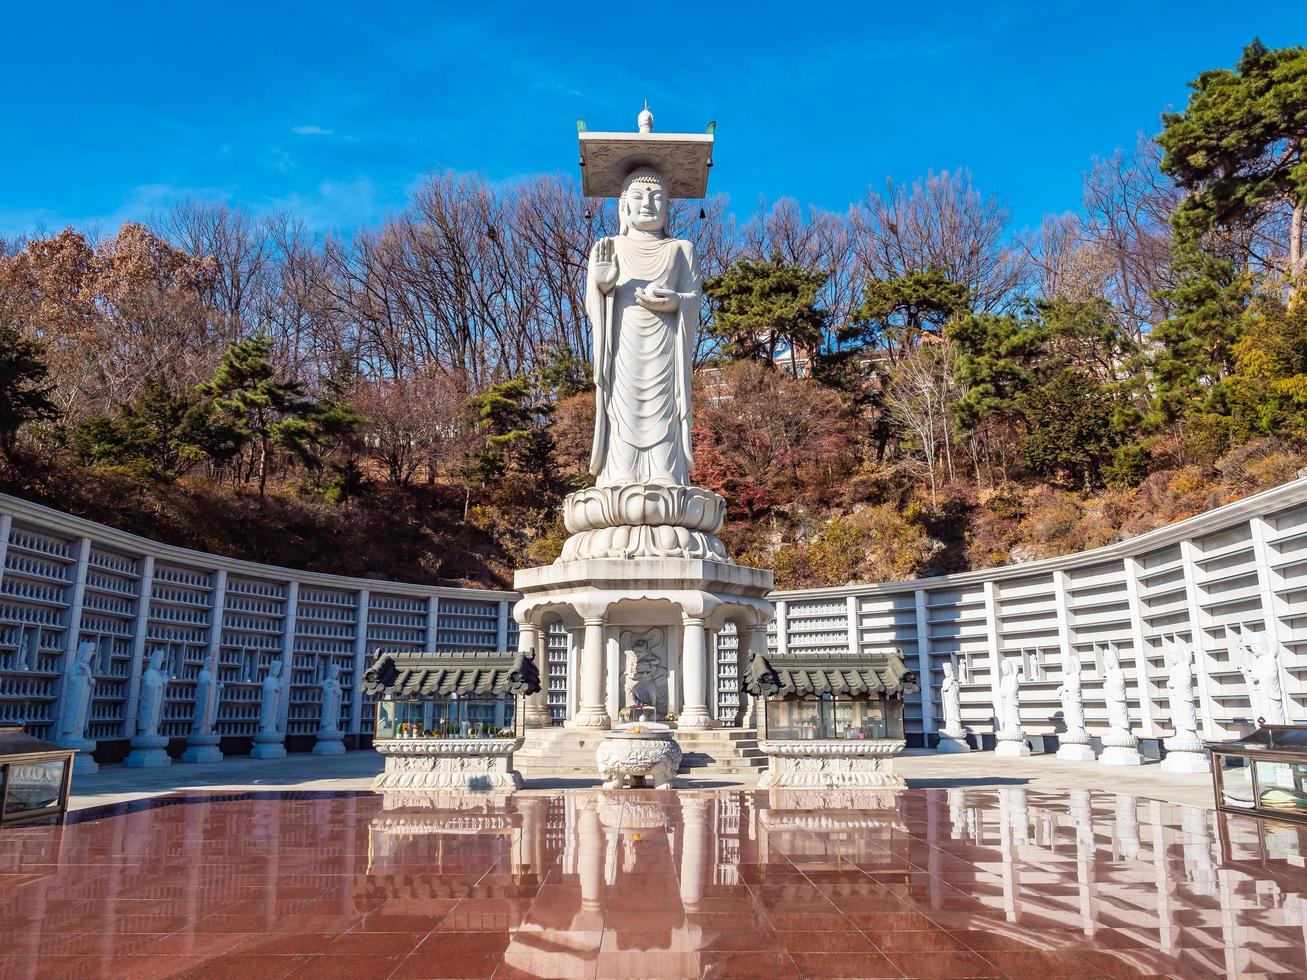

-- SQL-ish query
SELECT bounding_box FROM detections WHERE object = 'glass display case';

[375,693,522,740]
[763,695,904,741]
[0,725,75,826]
[1209,725,1307,825]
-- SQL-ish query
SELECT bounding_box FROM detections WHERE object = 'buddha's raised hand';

[592,237,619,292]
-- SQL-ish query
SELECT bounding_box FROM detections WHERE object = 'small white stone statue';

[123,647,173,768]
[1233,626,1286,725]
[57,641,97,743]
[190,648,224,737]
[1164,636,1199,735]
[1057,654,1086,734]
[994,658,1030,757]
[1054,652,1095,761]
[1160,635,1209,773]
[936,660,969,753]
[1102,646,1131,736]
[258,660,285,734]
[313,662,348,756]
[941,661,963,732]
[181,646,225,764]
[1098,644,1142,766]
[998,658,1021,732]
[587,167,701,487]
[319,663,343,732]
[136,648,171,738]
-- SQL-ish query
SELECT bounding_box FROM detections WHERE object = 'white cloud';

[292,125,334,136]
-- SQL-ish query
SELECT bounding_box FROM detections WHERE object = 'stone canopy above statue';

[577,104,714,199]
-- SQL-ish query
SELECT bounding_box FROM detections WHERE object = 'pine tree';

[0,325,57,456]
[1158,40,1307,286]
[703,256,829,371]
[194,335,351,495]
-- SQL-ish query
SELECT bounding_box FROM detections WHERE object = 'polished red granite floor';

[1,787,1305,979]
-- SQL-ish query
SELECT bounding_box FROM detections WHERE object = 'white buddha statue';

[587,166,701,488]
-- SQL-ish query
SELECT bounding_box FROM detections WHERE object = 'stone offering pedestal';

[313,729,346,756]
[935,728,970,754]
[180,732,222,764]
[124,732,170,768]
[757,740,907,790]
[1161,732,1210,773]
[994,729,1031,757]
[1056,729,1096,762]
[596,725,681,788]
[250,731,287,760]
[1099,730,1143,766]
[373,738,525,792]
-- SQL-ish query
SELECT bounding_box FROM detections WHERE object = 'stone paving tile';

[3,785,1305,978]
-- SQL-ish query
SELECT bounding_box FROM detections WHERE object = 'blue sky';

[1,1,1301,239]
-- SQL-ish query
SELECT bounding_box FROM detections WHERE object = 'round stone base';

[1161,750,1211,774]
[1057,743,1098,762]
[524,706,554,729]
[313,731,347,756]
[1099,745,1143,766]
[559,525,729,562]
[563,484,725,534]
[124,733,171,769]
[1099,729,1141,766]
[994,732,1030,757]
[55,738,99,775]
[568,709,612,730]
[676,709,713,731]
[935,735,971,754]
[181,735,223,764]
[250,732,287,760]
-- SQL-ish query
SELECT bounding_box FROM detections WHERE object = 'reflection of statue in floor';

[623,627,668,714]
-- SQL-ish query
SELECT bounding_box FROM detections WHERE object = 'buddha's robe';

[587,234,700,487]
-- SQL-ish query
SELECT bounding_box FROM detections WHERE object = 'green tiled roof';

[743,651,917,699]
[362,650,541,697]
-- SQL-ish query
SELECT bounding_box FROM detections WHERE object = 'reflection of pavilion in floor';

[3,786,1306,978]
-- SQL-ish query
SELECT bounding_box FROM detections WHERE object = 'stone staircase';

[514,726,767,779]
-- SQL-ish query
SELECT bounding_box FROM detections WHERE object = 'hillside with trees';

[2,41,1305,590]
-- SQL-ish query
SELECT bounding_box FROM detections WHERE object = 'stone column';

[573,618,610,728]
[565,628,581,721]
[679,617,712,730]
[521,622,552,728]
[605,629,621,721]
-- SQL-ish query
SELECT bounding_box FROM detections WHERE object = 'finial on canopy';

[638,100,654,133]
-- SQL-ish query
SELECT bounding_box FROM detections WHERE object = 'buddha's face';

[622,177,667,233]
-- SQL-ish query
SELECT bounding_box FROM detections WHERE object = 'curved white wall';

[4,476,1305,754]
[0,494,517,746]
[770,476,1307,748]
